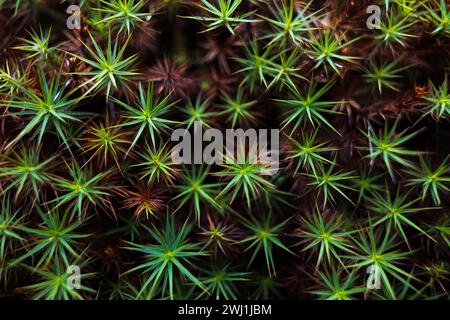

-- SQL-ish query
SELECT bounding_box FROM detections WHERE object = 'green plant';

[405,156,450,205]
[0,61,30,96]
[348,224,416,299]
[261,0,317,47]
[20,259,95,300]
[133,142,179,185]
[113,82,178,151]
[215,147,275,208]
[366,188,434,246]
[240,212,292,276]
[183,0,257,35]
[197,263,249,299]
[14,27,54,62]
[426,217,450,250]
[353,167,384,204]
[375,12,417,50]
[181,94,216,129]
[219,89,257,127]
[285,130,335,176]
[12,207,89,268]
[424,0,450,36]
[235,41,277,93]
[251,274,283,299]
[50,162,113,219]
[0,146,54,201]
[69,30,138,98]
[306,28,361,74]
[124,215,208,299]
[311,268,364,300]
[0,199,25,284]
[363,59,408,94]
[81,120,130,169]
[277,80,340,135]
[305,162,357,208]
[394,0,424,17]
[173,166,222,223]
[2,68,82,149]
[423,75,450,120]
[267,48,306,91]
[199,215,236,256]
[94,0,148,34]
[297,208,354,268]
[362,120,423,180]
